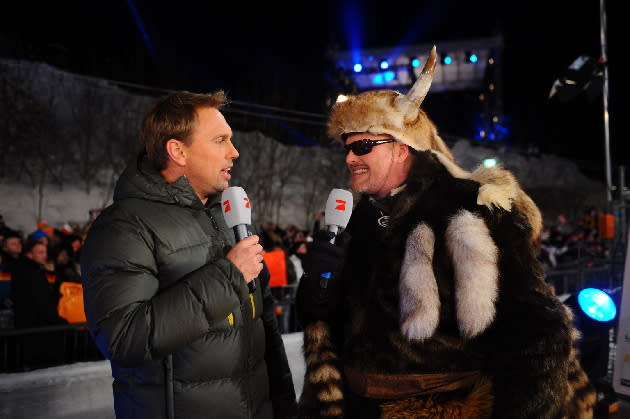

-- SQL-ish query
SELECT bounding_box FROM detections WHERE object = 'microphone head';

[221,186,251,228]
[325,189,353,229]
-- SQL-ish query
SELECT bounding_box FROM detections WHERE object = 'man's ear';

[165,138,186,166]
[394,143,411,163]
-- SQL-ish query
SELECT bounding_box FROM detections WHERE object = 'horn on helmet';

[406,45,437,106]
[393,46,437,117]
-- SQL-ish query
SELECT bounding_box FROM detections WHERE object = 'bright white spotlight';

[336,94,349,103]
[353,63,363,73]
[577,288,617,322]
[379,59,389,70]
[483,158,497,168]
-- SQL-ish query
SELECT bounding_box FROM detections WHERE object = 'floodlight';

[577,288,617,322]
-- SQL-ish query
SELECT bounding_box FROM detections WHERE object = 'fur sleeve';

[299,321,345,418]
[482,208,595,418]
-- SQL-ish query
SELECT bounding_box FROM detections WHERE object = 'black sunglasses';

[344,139,396,156]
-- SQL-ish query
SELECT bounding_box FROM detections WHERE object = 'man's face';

[181,107,239,200]
[2,237,22,258]
[27,243,47,265]
[345,132,400,198]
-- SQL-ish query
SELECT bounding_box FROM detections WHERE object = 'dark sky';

[1,0,625,183]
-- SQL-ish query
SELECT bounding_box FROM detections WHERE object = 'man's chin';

[351,182,368,194]
[215,181,230,193]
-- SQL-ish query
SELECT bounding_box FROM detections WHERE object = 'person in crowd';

[11,239,67,368]
[27,229,49,248]
[260,221,285,251]
[1,230,23,310]
[295,47,595,418]
[49,245,81,297]
[288,241,307,281]
[11,240,65,328]
[81,90,297,419]
[556,214,574,236]
[1,230,23,271]
[312,211,325,234]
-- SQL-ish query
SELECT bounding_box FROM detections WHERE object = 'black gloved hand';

[301,230,351,277]
[295,230,351,326]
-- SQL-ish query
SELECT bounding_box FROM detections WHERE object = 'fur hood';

[327,46,455,162]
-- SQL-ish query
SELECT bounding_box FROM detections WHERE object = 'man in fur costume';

[295,46,596,419]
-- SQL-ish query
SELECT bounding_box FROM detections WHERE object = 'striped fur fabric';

[299,321,345,418]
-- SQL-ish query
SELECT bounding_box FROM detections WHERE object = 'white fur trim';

[446,210,499,339]
[400,223,440,340]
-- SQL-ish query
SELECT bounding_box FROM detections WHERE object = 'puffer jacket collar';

[113,152,206,210]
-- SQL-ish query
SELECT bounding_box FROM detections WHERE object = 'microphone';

[221,186,256,292]
[324,188,353,244]
[319,189,353,287]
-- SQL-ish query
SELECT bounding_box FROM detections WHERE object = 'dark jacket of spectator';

[11,256,66,328]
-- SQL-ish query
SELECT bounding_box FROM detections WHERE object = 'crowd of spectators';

[0,212,102,370]
[0,206,615,370]
[257,216,319,333]
[538,207,612,269]
[0,210,317,369]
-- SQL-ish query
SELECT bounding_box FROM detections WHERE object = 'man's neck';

[368,183,407,212]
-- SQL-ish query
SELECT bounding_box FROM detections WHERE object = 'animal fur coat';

[298,151,595,419]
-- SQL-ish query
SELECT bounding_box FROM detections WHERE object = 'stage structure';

[330,36,505,142]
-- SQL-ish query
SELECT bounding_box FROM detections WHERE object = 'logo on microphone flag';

[335,200,346,211]
[223,197,250,214]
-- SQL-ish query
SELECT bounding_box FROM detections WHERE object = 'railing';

[545,258,625,296]
[271,283,300,334]
[0,322,104,373]
[1,260,625,373]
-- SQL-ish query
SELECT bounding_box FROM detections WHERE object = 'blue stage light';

[468,53,478,63]
[442,54,453,65]
[372,71,396,85]
[379,59,389,70]
[353,63,363,73]
[577,288,617,322]
[411,58,421,68]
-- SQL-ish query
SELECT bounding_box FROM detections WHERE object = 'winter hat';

[29,229,48,241]
[36,221,54,236]
[327,46,455,161]
[60,223,73,235]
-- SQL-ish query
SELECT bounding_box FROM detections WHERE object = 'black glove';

[296,230,351,325]
[301,230,351,276]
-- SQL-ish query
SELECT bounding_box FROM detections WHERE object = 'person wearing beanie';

[28,229,50,247]
[295,47,595,418]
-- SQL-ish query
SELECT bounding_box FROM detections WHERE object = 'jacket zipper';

[208,212,219,230]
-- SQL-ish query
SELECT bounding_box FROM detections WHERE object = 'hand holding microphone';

[296,189,353,325]
[225,235,263,284]
[301,189,353,280]
[221,187,262,290]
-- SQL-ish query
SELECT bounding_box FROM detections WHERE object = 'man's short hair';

[23,239,45,255]
[141,90,227,170]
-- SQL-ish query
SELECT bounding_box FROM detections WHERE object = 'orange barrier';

[262,249,288,288]
[57,282,87,324]
[598,214,615,240]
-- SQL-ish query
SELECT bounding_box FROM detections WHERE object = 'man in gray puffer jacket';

[81,90,297,419]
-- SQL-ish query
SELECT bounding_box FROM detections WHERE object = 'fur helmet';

[327,46,455,161]
[327,46,543,240]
